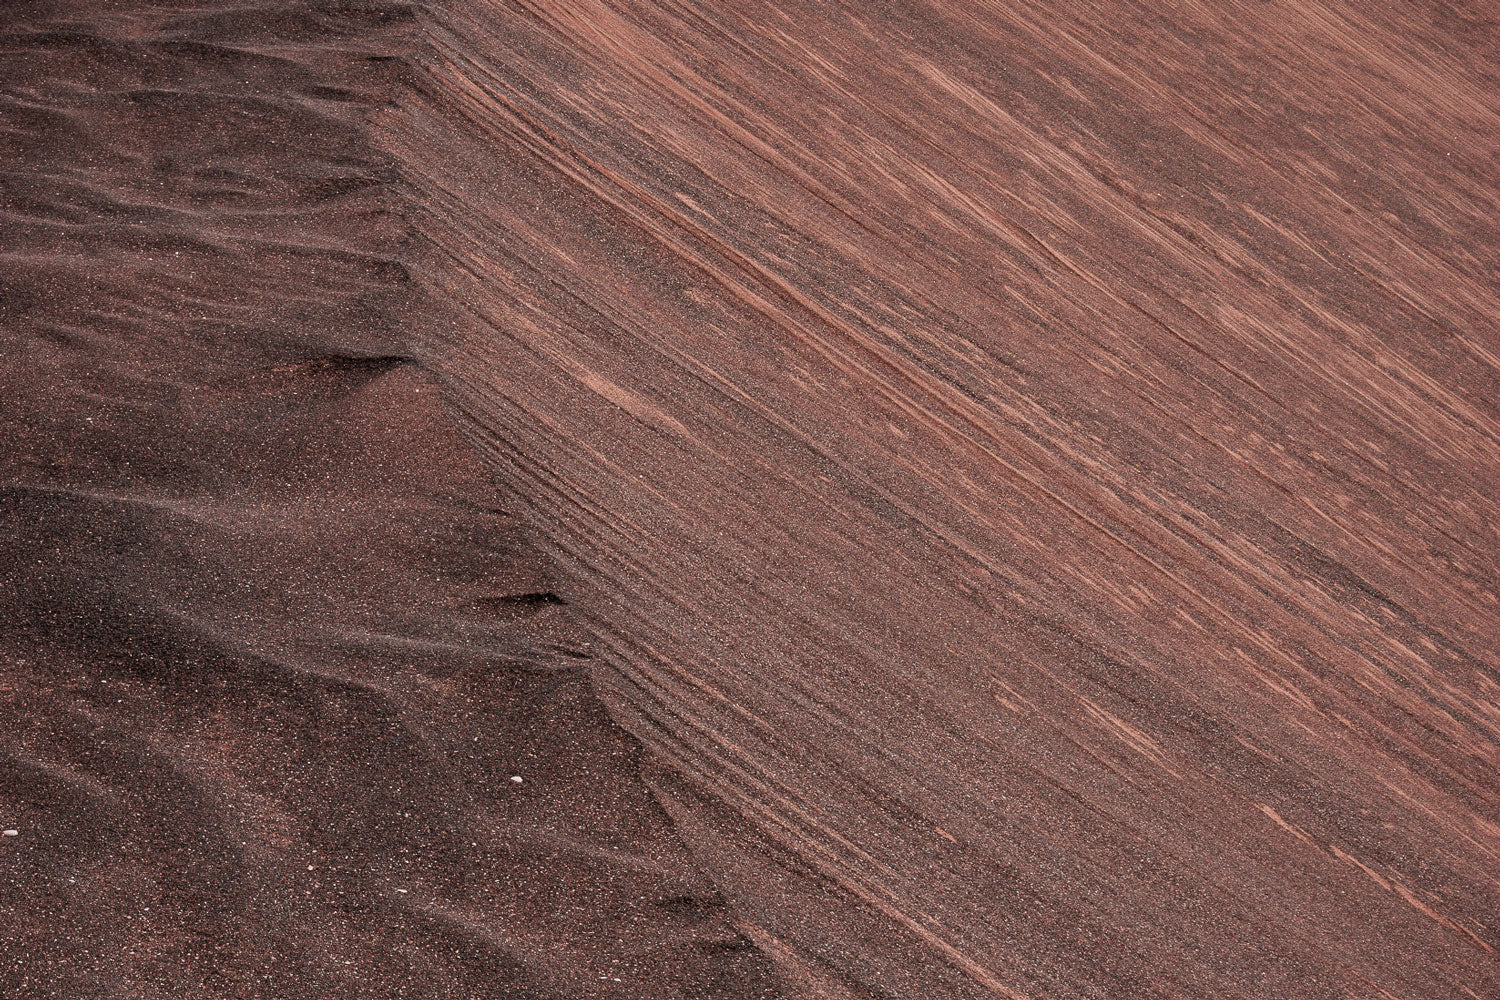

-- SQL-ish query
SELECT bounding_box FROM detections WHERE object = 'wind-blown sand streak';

[389,0,1500,997]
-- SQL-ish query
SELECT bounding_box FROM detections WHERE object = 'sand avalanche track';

[5,0,1500,998]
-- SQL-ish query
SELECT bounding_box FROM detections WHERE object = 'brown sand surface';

[0,3,778,997]
[4,1,1500,998]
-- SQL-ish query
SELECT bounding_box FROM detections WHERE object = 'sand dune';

[1,3,776,997]
[4,0,1498,997]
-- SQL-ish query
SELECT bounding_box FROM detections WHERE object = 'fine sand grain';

[4,1,1499,998]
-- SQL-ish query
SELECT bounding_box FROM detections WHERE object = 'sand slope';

[4,0,1499,998]
[0,3,778,997]
[391,1,1500,997]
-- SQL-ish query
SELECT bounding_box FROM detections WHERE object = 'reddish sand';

[4,0,1500,998]
[0,3,776,997]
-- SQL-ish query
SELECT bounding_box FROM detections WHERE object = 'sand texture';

[3,1,1499,997]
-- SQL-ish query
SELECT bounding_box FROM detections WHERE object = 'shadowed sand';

[0,2,777,997]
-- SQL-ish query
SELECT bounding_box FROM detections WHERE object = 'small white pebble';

[2,830,17,837]
[396,888,408,894]
[510,776,523,784]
